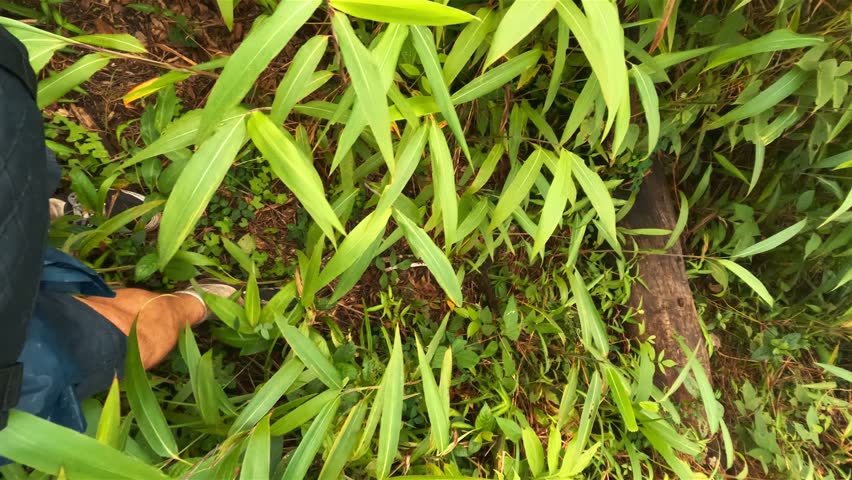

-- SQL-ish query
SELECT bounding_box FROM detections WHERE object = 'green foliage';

[2,0,850,478]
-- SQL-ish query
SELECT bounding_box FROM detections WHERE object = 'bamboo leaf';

[561,75,600,144]
[1,24,68,72]
[704,30,823,71]
[706,68,810,130]
[411,25,470,161]
[376,124,429,212]
[158,114,246,268]
[95,377,122,449]
[317,208,393,288]
[271,35,329,125]
[490,149,545,230]
[664,191,689,251]
[817,363,852,383]
[195,350,223,425]
[820,187,852,228]
[330,0,475,25]
[124,323,179,458]
[280,324,344,390]
[604,364,638,432]
[485,0,556,67]
[568,270,609,357]
[394,210,464,305]
[532,149,572,259]
[544,18,569,112]
[318,400,369,480]
[270,389,341,435]
[332,12,395,171]
[73,33,146,53]
[522,427,546,477]
[229,358,305,435]
[716,259,774,306]
[444,8,496,85]
[560,371,601,471]
[282,398,341,480]
[732,218,807,258]
[78,200,164,256]
[216,0,234,30]
[568,151,620,254]
[416,337,450,453]
[451,49,542,104]
[428,122,460,247]
[240,415,270,480]
[247,112,345,242]
[632,65,660,155]
[377,328,405,480]
[37,53,111,108]
[197,0,320,141]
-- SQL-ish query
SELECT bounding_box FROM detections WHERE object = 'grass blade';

[330,0,475,25]
[248,112,345,243]
[444,8,495,85]
[632,65,660,155]
[282,397,341,480]
[490,149,545,230]
[486,0,556,67]
[411,25,470,161]
[604,364,638,432]
[532,149,572,259]
[124,323,178,458]
[240,415,270,480]
[568,151,620,254]
[157,114,246,268]
[270,35,329,125]
[568,270,609,357]
[704,29,823,71]
[318,400,369,480]
[716,259,774,306]
[428,121,459,247]
[731,218,807,258]
[197,0,320,141]
[393,209,464,305]
[280,324,344,390]
[332,12,395,171]
[229,358,304,435]
[416,337,450,453]
[451,49,542,104]
[706,68,809,130]
[37,53,111,108]
[95,377,121,448]
[377,329,405,480]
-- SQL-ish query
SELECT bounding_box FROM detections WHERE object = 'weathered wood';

[622,159,710,393]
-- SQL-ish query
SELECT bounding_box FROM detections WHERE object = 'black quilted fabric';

[0,29,49,372]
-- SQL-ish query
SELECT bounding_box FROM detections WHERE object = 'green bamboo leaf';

[532,149,572,259]
[544,17,569,112]
[560,75,599,144]
[451,49,542,104]
[820,187,852,228]
[428,122,460,247]
[706,68,810,130]
[568,270,609,357]
[411,25,471,161]
[639,421,701,479]
[732,219,807,258]
[546,425,561,474]
[195,350,223,425]
[394,210,464,305]
[488,0,556,69]
[557,365,579,430]
[1,24,68,72]
[444,8,495,85]
[465,145,504,195]
[95,377,121,449]
[664,191,689,251]
[197,0,320,141]
[247,112,345,242]
[560,371,601,472]
[439,348,452,418]
[712,152,748,184]
[376,124,429,212]
[676,339,721,434]
[332,12,395,171]
[704,30,823,71]
[817,363,852,383]
[631,65,660,155]
[377,329,405,480]
[158,114,246,268]
[318,400,369,480]
[354,390,384,460]
[282,398,341,480]
[716,259,774,306]
[124,323,179,458]
[280,324,344,389]
[271,35,329,125]
[521,427,546,476]
[77,200,164,256]
[416,337,450,453]
[216,0,234,30]
[490,149,545,230]
[0,411,169,480]
[120,109,202,169]
[37,53,111,108]
[245,271,261,327]
[317,208,392,289]
[73,33,146,52]
[604,364,637,432]
[240,415,270,480]
[568,151,620,254]
[271,389,340,435]
[330,0,475,25]
[229,358,305,435]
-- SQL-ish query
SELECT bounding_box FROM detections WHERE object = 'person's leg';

[76,290,207,369]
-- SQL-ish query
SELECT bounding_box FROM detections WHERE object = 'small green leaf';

[377,329,405,480]
[451,49,542,104]
[330,0,476,25]
[394,210,464,305]
[78,200,164,257]
[632,65,660,155]
[37,53,111,108]
[532,149,572,259]
[271,35,329,125]
[245,271,261,327]
[544,18,569,112]
[706,68,810,130]
[318,400,369,480]
[664,191,689,251]
[560,371,601,471]
[240,415,270,480]
[428,122,460,247]
[817,363,852,383]
[229,358,305,435]
[416,337,450,453]
[280,324,344,390]
[74,33,146,52]
[216,0,234,30]
[282,397,341,480]
[732,219,807,258]
[444,8,496,85]
[490,149,545,230]
[271,389,340,435]
[95,377,121,449]
[820,187,852,228]
[716,259,774,306]
[195,350,223,425]
[485,0,556,67]
[604,364,637,432]
[318,208,393,289]
[704,30,823,71]
[568,270,609,357]
[521,427,545,476]
[568,151,620,254]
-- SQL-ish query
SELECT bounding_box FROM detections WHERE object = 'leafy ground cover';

[0,0,850,479]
